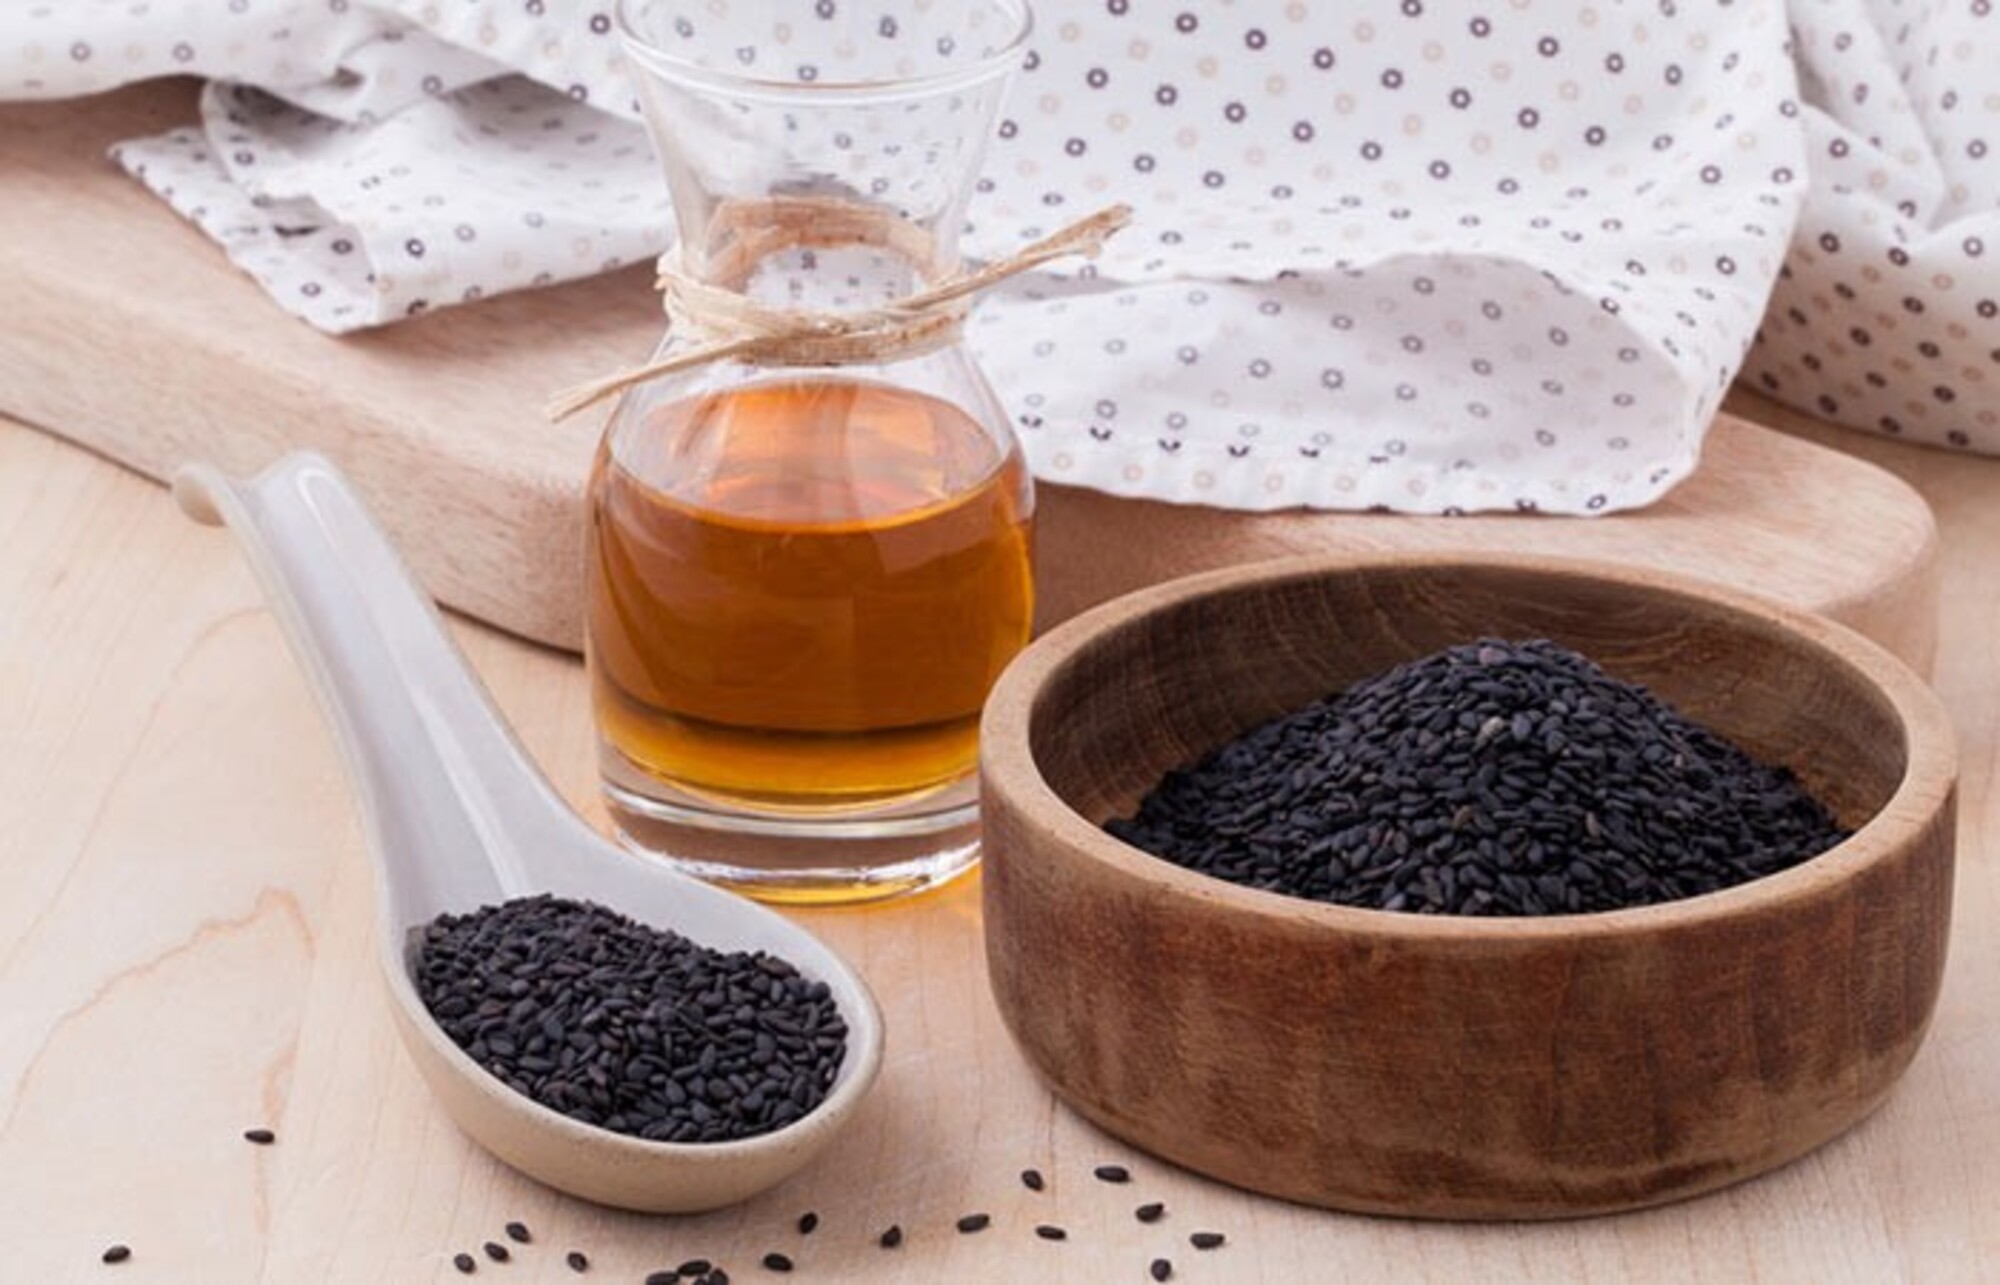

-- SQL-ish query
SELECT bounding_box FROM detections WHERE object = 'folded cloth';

[7,1,1910,513]
[1741,0,2000,455]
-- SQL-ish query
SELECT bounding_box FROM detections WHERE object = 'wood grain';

[0,82,1944,670]
[980,554,1956,1217]
[1,410,1998,1279]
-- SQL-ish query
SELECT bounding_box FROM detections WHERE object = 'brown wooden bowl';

[979,553,1957,1219]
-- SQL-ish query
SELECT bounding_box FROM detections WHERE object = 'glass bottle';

[590,0,1036,903]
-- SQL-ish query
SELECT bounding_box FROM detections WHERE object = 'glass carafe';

[591,0,1036,903]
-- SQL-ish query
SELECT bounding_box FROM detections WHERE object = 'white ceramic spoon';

[173,452,884,1213]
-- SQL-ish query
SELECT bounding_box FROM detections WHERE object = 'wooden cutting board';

[0,81,1942,669]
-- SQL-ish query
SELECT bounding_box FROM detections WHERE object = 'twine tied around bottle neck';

[546,199,1132,421]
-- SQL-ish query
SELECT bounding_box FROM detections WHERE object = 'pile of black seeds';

[1107,638,1850,916]
[413,895,846,1143]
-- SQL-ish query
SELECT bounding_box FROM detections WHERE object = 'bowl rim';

[981,550,1957,944]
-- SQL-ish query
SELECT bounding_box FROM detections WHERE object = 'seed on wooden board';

[763,1251,795,1272]
[1107,639,1849,917]
[1150,1258,1173,1281]
[796,1211,819,1235]
[242,1128,276,1145]
[1190,1231,1227,1250]
[956,1213,991,1234]
[1020,1167,1046,1191]
[1093,1164,1132,1183]
[483,1241,510,1262]
[413,895,847,1145]
[565,1249,590,1272]
[878,1225,904,1249]
[504,1221,531,1244]
[101,1245,132,1265]
[1034,1224,1067,1241]
[1135,1202,1165,1223]
[452,1252,476,1274]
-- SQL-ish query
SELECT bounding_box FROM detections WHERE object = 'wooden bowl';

[979,554,1957,1218]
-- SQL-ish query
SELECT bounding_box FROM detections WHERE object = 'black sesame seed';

[878,1225,904,1249]
[762,1251,794,1272]
[678,1260,713,1277]
[1034,1224,1067,1241]
[483,1241,510,1262]
[1093,1164,1132,1184]
[566,1249,590,1272]
[243,1128,276,1145]
[413,896,846,1145]
[1135,1202,1166,1223]
[1191,1232,1226,1250]
[102,1245,132,1265]
[1151,1258,1174,1281]
[710,1271,731,1285]
[796,1211,819,1235]
[644,1273,677,1285]
[956,1213,991,1234]
[504,1221,531,1244]
[1021,1167,1046,1191]
[453,1252,477,1274]
[1105,639,1848,917]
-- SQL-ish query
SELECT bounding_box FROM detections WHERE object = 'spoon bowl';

[175,452,883,1212]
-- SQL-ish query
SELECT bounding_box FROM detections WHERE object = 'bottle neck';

[677,195,958,310]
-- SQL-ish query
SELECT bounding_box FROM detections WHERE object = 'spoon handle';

[175,452,575,921]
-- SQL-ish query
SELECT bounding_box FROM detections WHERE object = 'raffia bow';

[547,200,1132,421]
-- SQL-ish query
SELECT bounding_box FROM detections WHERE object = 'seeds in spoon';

[413,895,847,1145]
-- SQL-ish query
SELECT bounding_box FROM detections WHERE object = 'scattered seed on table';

[878,1225,904,1249]
[101,1245,132,1265]
[1150,1258,1173,1281]
[1093,1164,1131,1184]
[503,1221,531,1244]
[1034,1224,1067,1241]
[678,1260,713,1277]
[482,1241,510,1263]
[452,1252,476,1274]
[762,1251,794,1272]
[1020,1167,1046,1192]
[414,895,847,1145]
[1135,1202,1165,1223]
[242,1128,276,1145]
[796,1211,819,1235]
[565,1249,589,1273]
[956,1213,991,1234]
[1190,1231,1227,1250]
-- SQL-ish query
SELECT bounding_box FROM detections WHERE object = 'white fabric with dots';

[5,1,1992,510]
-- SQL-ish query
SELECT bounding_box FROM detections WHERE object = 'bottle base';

[600,758,982,906]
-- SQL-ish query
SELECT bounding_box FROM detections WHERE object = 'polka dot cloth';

[11,0,1930,512]
[1743,0,2000,454]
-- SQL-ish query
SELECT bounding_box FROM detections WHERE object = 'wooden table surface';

[2,399,1996,1283]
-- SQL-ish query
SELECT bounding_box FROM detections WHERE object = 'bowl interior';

[1032,562,1908,854]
